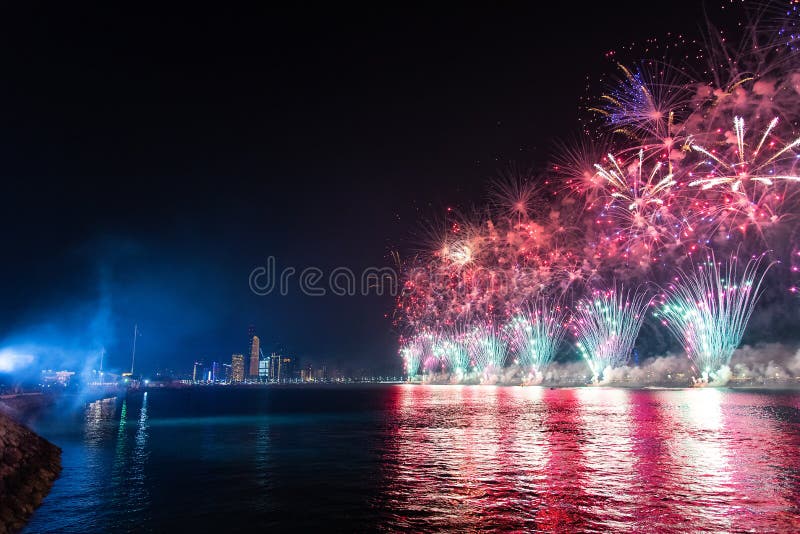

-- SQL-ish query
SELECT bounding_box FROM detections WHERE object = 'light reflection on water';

[22,386,800,532]
[379,386,800,531]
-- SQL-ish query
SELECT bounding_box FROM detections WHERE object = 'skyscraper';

[249,335,260,379]
[300,363,313,382]
[267,352,294,382]
[231,354,245,382]
[258,359,269,380]
[247,324,255,362]
[282,356,295,381]
[211,361,220,382]
[192,360,204,382]
[269,352,281,381]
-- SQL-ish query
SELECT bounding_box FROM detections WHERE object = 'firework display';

[395,3,800,384]
[505,299,568,383]
[656,254,773,383]
[465,324,510,377]
[572,287,651,384]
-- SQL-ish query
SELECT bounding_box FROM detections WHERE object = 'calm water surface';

[20,386,800,532]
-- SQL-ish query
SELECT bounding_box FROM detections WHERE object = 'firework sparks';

[594,149,682,256]
[655,253,774,383]
[688,117,800,192]
[465,324,509,379]
[505,298,568,383]
[432,327,471,376]
[571,286,651,383]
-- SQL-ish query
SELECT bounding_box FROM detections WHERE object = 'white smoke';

[727,343,800,383]
[570,343,800,387]
[408,343,800,387]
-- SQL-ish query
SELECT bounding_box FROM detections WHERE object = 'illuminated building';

[192,361,204,382]
[249,335,260,378]
[314,366,327,381]
[231,354,245,382]
[268,352,281,380]
[282,356,295,380]
[40,370,75,386]
[259,359,269,380]
[211,361,220,382]
[247,324,255,363]
[301,363,313,382]
[267,353,294,381]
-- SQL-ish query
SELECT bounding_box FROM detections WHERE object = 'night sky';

[0,3,728,376]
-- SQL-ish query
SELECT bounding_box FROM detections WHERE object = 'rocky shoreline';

[0,398,61,534]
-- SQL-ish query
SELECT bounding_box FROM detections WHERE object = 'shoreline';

[0,395,61,534]
[137,381,800,391]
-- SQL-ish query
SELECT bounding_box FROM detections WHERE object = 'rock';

[2,448,22,466]
[0,411,61,533]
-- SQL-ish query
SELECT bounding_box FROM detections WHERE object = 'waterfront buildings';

[249,335,260,378]
[192,361,204,382]
[231,354,245,382]
[267,353,295,381]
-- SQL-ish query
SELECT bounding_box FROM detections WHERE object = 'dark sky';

[0,2,718,376]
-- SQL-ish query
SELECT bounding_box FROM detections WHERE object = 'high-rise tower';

[192,360,204,382]
[249,335,260,378]
[247,324,256,363]
[231,354,245,382]
[269,352,281,381]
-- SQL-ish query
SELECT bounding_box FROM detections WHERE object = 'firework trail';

[688,117,800,192]
[489,166,546,225]
[505,298,568,383]
[400,335,425,378]
[465,324,509,379]
[655,253,774,384]
[571,286,651,384]
[552,136,616,206]
[591,62,693,145]
[593,149,682,258]
[432,326,471,376]
[685,116,800,238]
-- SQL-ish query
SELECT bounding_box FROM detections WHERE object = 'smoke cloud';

[411,343,800,388]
